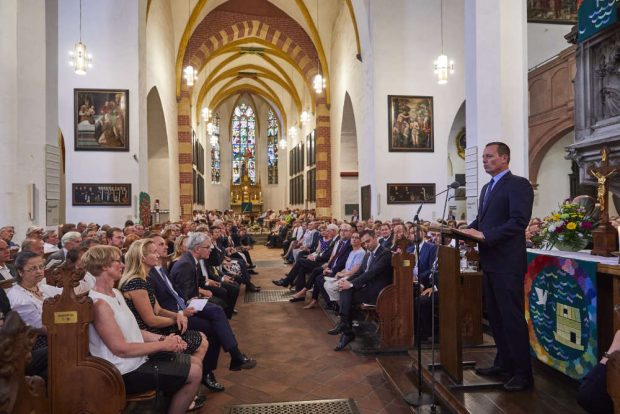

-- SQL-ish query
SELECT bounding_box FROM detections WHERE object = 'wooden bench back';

[42,264,126,413]
[0,311,49,414]
[375,238,414,349]
[609,351,620,414]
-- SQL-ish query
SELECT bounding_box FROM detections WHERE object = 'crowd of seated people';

[0,214,262,413]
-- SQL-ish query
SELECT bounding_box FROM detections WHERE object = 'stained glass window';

[210,113,221,184]
[231,103,256,185]
[267,109,279,184]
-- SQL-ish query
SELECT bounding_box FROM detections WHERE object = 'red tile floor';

[197,245,412,413]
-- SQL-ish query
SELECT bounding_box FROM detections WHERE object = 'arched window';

[231,103,256,185]
[267,109,279,184]
[210,113,221,184]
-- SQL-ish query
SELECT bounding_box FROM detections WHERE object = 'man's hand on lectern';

[460,228,485,240]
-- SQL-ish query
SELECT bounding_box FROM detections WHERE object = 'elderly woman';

[7,251,95,349]
[81,245,202,414]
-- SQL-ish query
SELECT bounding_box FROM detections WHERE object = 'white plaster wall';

[147,89,170,210]
[59,0,145,226]
[532,131,573,219]
[146,0,180,219]
[370,0,465,221]
[527,23,573,69]
[446,102,466,219]
[0,0,57,240]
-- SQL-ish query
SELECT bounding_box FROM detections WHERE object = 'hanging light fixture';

[279,136,288,150]
[68,0,93,75]
[183,0,197,86]
[312,0,325,94]
[433,0,454,85]
[288,125,298,141]
[300,110,310,126]
[201,107,210,121]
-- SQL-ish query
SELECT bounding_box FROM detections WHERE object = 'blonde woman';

[81,245,202,414]
[167,235,189,274]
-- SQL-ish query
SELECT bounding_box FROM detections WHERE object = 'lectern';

[432,227,502,389]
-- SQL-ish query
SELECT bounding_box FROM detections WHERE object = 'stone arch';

[529,121,574,185]
[177,12,332,218]
[147,86,171,213]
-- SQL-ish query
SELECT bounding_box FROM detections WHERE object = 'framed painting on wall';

[388,95,433,152]
[387,183,436,204]
[72,183,131,206]
[527,0,577,24]
[74,88,129,151]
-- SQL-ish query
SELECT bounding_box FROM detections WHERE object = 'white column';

[465,0,528,221]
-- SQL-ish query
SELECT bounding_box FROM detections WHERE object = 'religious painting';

[72,183,131,206]
[456,128,466,160]
[388,95,434,152]
[526,253,598,380]
[527,0,577,24]
[387,183,436,204]
[74,89,129,151]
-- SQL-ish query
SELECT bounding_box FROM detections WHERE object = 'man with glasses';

[0,240,16,281]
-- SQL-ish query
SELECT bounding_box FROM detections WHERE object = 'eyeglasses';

[199,245,212,250]
[24,265,45,272]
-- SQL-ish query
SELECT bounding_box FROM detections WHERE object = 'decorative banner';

[578,0,618,43]
[139,192,151,227]
[525,253,598,380]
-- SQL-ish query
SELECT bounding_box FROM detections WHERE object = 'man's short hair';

[26,226,44,236]
[326,223,339,232]
[360,229,376,239]
[61,231,82,247]
[21,238,42,253]
[106,227,122,239]
[187,232,209,251]
[486,141,511,162]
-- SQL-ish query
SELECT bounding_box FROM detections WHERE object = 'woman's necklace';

[22,284,44,300]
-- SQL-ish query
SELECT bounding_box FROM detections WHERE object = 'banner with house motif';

[525,253,598,380]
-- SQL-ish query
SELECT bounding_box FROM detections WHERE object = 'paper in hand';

[187,298,209,311]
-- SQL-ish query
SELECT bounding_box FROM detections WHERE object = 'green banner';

[578,0,619,42]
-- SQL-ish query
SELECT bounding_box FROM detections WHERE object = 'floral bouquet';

[538,202,596,251]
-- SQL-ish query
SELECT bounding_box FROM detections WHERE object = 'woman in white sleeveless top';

[80,245,202,414]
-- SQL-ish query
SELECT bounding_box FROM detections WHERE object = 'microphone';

[414,181,460,220]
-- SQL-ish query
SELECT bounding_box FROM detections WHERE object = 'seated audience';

[329,229,393,351]
[0,239,17,281]
[21,238,44,256]
[0,226,19,249]
[321,232,365,303]
[81,245,203,414]
[46,231,83,264]
[43,231,60,254]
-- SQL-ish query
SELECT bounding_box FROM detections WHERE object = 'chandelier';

[68,0,92,75]
[312,0,325,94]
[279,137,287,150]
[300,110,310,126]
[184,65,198,86]
[433,0,454,85]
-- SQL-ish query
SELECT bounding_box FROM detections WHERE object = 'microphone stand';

[405,185,455,412]
[404,184,455,408]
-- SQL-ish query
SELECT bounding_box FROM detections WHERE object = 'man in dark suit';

[148,235,255,391]
[169,232,231,314]
[331,229,393,351]
[407,227,439,341]
[45,231,82,265]
[461,142,534,392]
[0,240,17,281]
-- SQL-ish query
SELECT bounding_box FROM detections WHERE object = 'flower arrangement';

[537,202,596,251]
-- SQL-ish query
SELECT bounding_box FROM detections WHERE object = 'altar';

[526,248,620,379]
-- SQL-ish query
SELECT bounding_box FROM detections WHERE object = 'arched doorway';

[338,92,359,219]
[447,101,466,220]
[147,87,171,219]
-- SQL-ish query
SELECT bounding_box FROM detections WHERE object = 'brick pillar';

[178,91,193,221]
[315,98,331,218]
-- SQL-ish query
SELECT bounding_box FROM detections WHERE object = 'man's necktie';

[365,251,374,271]
[158,268,186,310]
[482,179,495,208]
[195,262,203,292]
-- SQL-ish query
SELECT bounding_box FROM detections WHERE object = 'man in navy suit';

[331,229,393,351]
[148,234,255,391]
[461,142,534,392]
[408,227,439,341]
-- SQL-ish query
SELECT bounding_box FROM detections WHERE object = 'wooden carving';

[0,312,48,414]
[42,263,126,413]
[375,238,414,350]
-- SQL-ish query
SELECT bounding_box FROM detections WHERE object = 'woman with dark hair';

[81,245,203,413]
[7,251,95,349]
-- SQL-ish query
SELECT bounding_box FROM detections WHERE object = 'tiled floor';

[199,245,412,413]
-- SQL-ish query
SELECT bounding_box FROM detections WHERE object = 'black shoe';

[475,366,511,377]
[230,355,257,371]
[248,269,259,275]
[248,265,256,269]
[202,372,225,392]
[247,283,261,292]
[334,332,355,351]
[328,322,344,335]
[272,279,288,287]
[503,375,533,392]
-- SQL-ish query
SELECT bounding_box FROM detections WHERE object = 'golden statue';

[588,146,618,224]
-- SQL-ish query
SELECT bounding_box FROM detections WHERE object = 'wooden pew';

[609,350,620,414]
[0,311,49,414]
[42,263,129,413]
[372,238,414,350]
